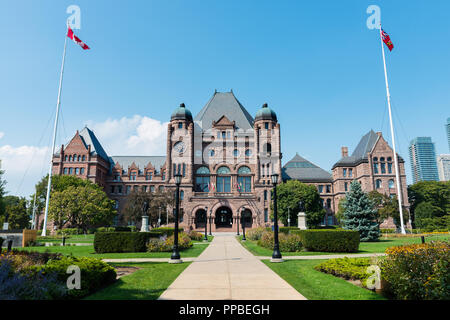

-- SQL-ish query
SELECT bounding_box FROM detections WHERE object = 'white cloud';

[0,145,49,197]
[0,115,168,197]
[86,115,168,156]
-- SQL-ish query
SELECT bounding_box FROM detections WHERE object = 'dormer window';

[130,171,137,180]
[178,122,183,129]
[146,172,153,180]
[265,123,269,130]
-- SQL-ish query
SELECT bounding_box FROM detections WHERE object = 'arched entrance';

[215,206,233,228]
[195,209,207,229]
[241,208,253,228]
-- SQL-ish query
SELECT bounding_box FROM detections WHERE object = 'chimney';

[341,146,348,158]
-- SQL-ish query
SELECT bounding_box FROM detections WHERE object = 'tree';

[123,189,175,227]
[0,169,6,224]
[342,180,380,241]
[368,191,409,228]
[2,196,30,230]
[272,180,325,228]
[48,185,116,232]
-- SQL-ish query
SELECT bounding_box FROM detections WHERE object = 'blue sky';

[0,0,449,197]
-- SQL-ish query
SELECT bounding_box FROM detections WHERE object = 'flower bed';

[314,257,373,287]
[379,241,450,300]
[257,231,303,252]
[147,233,193,252]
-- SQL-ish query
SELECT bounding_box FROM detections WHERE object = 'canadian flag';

[67,26,90,50]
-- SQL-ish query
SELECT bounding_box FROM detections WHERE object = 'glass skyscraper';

[409,137,439,183]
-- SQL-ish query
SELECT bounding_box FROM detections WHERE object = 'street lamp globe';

[271,173,279,185]
[174,173,182,185]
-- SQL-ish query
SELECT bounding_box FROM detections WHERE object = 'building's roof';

[194,91,254,131]
[109,156,166,174]
[171,103,193,122]
[56,127,110,162]
[333,130,379,167]
[255,103,277,122]
[282,153,332,182]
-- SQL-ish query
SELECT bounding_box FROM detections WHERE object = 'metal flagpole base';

[270,258,284,263]
[169,259,183,264]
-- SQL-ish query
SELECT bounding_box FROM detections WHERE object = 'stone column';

[297,212,307,230]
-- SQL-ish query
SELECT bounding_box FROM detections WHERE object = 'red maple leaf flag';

[67,26,90,50]
[381,28,394,51]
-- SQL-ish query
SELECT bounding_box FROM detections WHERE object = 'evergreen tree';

[342,180,380,241]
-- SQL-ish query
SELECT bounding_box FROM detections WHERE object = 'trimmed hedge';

[279,227,300,234]
[293,229,360,252]
[151,227,184,236]
[94,232,162,253]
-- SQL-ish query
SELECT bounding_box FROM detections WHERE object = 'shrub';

[114,226,132,232]
[246,227,267,241]
[379,241,450,300]
[29,256,117,299]
[0,256,67,300]
[147,233,193,252]
[94,231,162,253]
[151,227,184,236]
[186,230,204,241]
[97,227,116,233]
[279,227,300,234]
[257,231,303,252]
[0,238,3,248]
[314,257,373,286]
[294,229,360,252]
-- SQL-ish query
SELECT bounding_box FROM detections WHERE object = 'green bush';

[246,227,267,241]
[29,256,116,298]
[314,257,373,286]
[94,232,162,253]
[186,230,204,241]
[114,226,132,232]
[279,227,300,234]
[257,231,302,252]
[0,238,3,248]
[147,233,193,252]
[379,241,450,300]
[294,229,360,252]
[151,227,184,236]
[96,227,116,233]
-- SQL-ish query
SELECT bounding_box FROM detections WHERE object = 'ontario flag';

[381,28,394,51]
[67,26,90,50]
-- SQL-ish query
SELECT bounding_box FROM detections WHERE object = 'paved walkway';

[157,233,306,300]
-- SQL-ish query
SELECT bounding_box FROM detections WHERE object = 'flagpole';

[379,25,406,234]
[41,30,68,236]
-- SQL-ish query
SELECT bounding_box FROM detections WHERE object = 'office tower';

[437,154,450,181]
[409,137,439,183]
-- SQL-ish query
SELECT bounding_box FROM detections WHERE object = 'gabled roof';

[78,127,110,161]
[333,130,379,167]
[109,156,166,174]
[282,153,332,182]
[194,91,254,131]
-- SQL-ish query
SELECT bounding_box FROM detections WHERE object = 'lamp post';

[209,208,212,236]
[170,174,182,263]
[236,208,240,236]
[241,208,246,241]
[270,173,283,262]
[204,206,208,241]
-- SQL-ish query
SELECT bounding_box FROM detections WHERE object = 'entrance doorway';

[195,209,207,229]
[215,207,233,228]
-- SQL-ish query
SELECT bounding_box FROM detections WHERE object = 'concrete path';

[157,233,306,300]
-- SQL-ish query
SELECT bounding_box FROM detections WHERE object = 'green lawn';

[20,237,213,259]
[85,262,190,300]
[37,234,95,243]
[262,259,385,300]
[239,234,449,256]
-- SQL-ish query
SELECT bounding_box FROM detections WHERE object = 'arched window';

[373,157,378,174]
[195,167,210,192]
[263,143,272,154]
[82,155,86,161]
[69,155,72,162]
[180,190,184,200]
[209,149,215,157]
[326,199,332,209]
[196,166,210,174]
[73,154,77,161]
[64,168,68,174]
[380,157,386,174]
[237,166,252,192]
[217,166,231,192]
[264,190,267,201]
[75,168,79,175]
[217,166,231,174]
[237,166,251,174]
[64,155,68,161]
[388,179,394,189]
[77,155,81,161]
[80,168,85,175]
[233,149,239,157]
[387,157,393,174]
[69,168,73,174]
[245,149,252,157]
[376,179,382,189]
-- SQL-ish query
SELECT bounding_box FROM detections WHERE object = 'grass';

[37,234,95,243]
[239,234,449,256]
[262,259,386,300]
[19,237,213,259]
[85,262,190,300]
